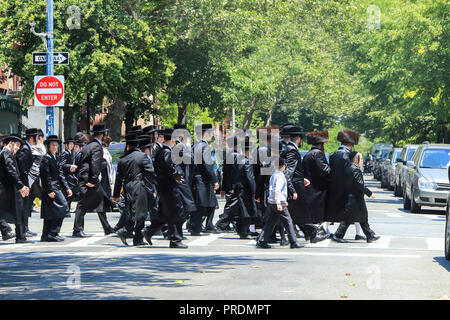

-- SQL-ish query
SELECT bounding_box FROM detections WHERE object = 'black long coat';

[113,149,152,222]
[0,148,25,224]
[325,146,353,222]
[192,140,218,209]
[17,142,33,217]
[60,148,78,200]
[281,141,312,225]
[154,144,186,224]
[173,141,196,213]
[76,139,107,212]
[222,150,257,219]
[303,146,331,223]
[141,152,158,220]
[39,153,70,220]
[343,163,372,223]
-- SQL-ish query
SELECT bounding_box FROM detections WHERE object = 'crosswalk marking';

[188,233,222,246]
[307,239,331,248]
[426,237,444,251]
[367,235,391,249]
[383,212,403,218]
[66,233,106,247]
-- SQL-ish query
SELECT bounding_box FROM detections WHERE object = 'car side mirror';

[406,160,416,168]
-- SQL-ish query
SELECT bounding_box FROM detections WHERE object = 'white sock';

[249,224,256,233]
[355,223,362,236]
[322,222,331,234]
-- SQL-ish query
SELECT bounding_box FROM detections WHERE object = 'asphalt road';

[0,177,448,300]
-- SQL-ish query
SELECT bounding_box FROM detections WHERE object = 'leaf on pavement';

[350,283,356,286]
[340,294,348,298]
[345,273,351,276]
[175,280,184,285]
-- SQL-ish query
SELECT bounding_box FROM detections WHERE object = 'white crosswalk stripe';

[426,237,444,251]
[66,233,106,247]
[187,233,223,246]
[367,235,391,249]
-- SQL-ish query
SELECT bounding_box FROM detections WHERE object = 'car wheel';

[445,205,450,261]
[403,188,411,210]
[410,189,421,213]
[394,183,401,197]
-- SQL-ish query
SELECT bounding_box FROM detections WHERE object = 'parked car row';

[374,143,450,214]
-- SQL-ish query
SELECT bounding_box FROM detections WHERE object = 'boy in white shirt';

[256,157,303,249]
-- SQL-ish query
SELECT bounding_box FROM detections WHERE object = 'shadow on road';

[0,252,287,300]
[433,256,450,272]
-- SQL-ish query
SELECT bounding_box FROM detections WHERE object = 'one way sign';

[32,52,69,65]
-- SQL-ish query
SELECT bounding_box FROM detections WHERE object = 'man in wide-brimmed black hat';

[0,134,30,243]
[280,125,329,244]
[61,137,77,216]
[17,128,40,238]
[112,132,153,246]
[141,128,189,248]
[72,124,114,237]
[302,131,332,239]
[191,124,219,235]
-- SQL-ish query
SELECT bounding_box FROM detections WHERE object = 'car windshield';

[392,150,401,162]
[420,148,450,169]
[406,148,417,161]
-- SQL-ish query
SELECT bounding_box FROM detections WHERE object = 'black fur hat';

[337,129,360,145]
[306,131,329,145]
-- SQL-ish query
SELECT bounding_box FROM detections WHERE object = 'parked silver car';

[403,144,450,213]
[394,144,419,197]
[381,148,402,190]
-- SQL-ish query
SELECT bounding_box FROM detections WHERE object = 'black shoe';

[104,228,115,236]
[72,231,90,238]
[367,235,380,243]
[205,228,219,234]
[25,231,37,237]
[239,234,252,240]
[40,236,57,242]
[117,229,129,246]
[133,240,147,246]
[55,235,65,242]
[290,242,305,249]
[15,238,30,244]
[331,234,348,243]
[355,235,367,241]
[170,241,188,249]
[256,241,271,249]
[280,240,289,246]
[250,231,259,237]
[304,235,310,241]
[190,232,210,236]
[2,232,15,241]
[48,234,63,242]
[267,237,279,244]
[310,233,330,243]
[141,228,153,246]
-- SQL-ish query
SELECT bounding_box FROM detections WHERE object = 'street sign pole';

[46,0,54,136]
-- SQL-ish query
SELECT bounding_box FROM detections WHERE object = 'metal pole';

[46,0,54,136]
[232,107,235,133]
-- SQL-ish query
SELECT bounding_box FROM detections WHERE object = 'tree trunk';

[177,104,188,124]
[104,100,126,141]
[242,100,256,129]
[124,109,135,133]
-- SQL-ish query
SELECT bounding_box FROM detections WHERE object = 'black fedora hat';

[64,137,74,144]
[4,133,23,145]
[173,124,187,130]
[142,125,157,135]
[74,139,85,147]
[195,124,213,132]
[44,135,62,145]
[138,136,152,149]
[25,128,39,137]
[128,125,143,134]
[162,128,174,140]
[124,132,140,144]
[285,125,305,137]
[91,124,108,134]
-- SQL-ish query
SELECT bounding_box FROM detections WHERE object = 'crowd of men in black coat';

[0,122,379,247]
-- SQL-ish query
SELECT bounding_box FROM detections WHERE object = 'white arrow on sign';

[54,53,67,64]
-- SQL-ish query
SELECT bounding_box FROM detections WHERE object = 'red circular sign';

[35,76,64,106]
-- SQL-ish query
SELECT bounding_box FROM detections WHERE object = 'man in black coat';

[112,133,153,246]
[222,135,257,239]
[280,125,328,243]
[60,138,77,216]
[191,124,219,235]
[39,135,72,242]
[17,128,39,237]
[72,124,113,237]
[303,131,332,234]
[141,129,188,248]
[0,134,30,243]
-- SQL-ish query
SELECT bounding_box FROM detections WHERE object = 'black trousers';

[42,218,64,238]
[235,216,250,236]
[334,221,375,239]
[203,208,216,230]
[145,220,183,243]
[259,204,297,244]
[73,206,112,233]
[132,218,146,244]
[297,224,318,239]
[191,206,214,234]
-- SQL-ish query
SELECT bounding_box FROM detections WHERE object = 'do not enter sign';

[34,75,64,107]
